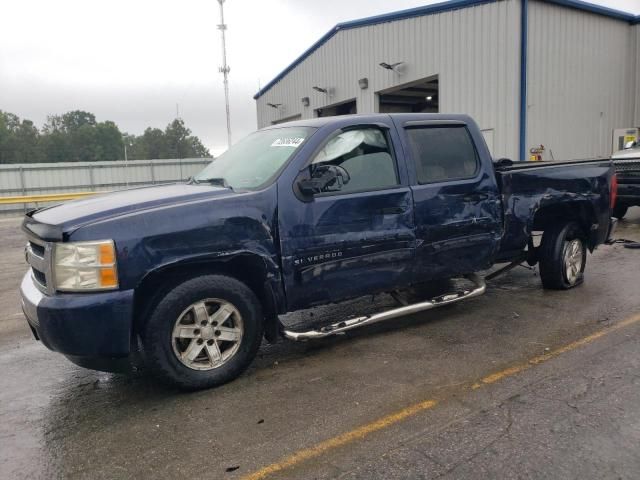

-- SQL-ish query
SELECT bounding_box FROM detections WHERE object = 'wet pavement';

[1,209,640,479]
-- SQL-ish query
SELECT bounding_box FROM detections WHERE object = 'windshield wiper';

[192,177,233,190]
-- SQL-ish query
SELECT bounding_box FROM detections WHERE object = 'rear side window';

[406,126,479,184]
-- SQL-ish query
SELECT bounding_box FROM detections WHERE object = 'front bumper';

[20,272,134,358]
[617,183,640,206]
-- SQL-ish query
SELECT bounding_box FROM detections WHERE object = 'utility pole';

[217,0,232,148]
[176,104,183,179]
[123,138,130,187]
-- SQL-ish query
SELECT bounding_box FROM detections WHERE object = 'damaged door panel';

[277,120,416,309]
[397,120,503,279]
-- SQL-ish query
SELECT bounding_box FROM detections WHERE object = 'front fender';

[131,250,287,342]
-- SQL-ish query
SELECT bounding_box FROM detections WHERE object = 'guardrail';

[0,158,212,214]
[0,191,99,205]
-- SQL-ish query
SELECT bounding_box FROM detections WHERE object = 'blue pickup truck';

[20,114,617,389]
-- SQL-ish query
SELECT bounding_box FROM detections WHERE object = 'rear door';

[395,118,502,280]
[277,120,416,310]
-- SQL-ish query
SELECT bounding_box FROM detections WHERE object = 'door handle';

[462,193,489,202]
[379,207,406,215]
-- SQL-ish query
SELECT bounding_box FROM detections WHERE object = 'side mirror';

[494,158,513,168]
[296,165,348,196]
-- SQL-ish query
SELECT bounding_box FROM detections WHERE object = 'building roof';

[254,0,640,100]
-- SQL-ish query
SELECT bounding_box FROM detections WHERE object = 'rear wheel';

[539,221,587,290]
[142,274,263,390]
[612,204,628,220]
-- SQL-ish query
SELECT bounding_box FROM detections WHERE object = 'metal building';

[254,0,640,161]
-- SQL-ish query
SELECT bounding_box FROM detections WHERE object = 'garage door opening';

[315,99,357,118]
[378,76,439,113]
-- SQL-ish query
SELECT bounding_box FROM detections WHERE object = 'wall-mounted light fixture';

[301,97,310,107]
[312,86,328,93]
[266,102,282,109]
[425,96,433,101]
[379,62,404,74]
[358,78,368,90]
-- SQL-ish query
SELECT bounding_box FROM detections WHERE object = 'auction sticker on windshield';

[271,137,305,147]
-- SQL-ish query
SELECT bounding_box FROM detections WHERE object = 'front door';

[278,122,416,310]
[396,119,502,280]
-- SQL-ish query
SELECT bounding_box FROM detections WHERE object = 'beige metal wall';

[527,0,638,159]
[256,0,522,160]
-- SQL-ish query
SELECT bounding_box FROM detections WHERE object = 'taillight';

[610,173,618,209]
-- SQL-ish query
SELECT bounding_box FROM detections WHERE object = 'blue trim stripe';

[542,0,636,22]
[519,0,528,162]
[255,0,638,100]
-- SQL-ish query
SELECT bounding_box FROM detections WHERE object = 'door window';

[309,128,399,194]
[406,126,479,184]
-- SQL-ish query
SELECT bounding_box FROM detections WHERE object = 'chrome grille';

[614,159,640,176]
[25,236,54,295]
[28,241,45,257]
[32,268,46,286]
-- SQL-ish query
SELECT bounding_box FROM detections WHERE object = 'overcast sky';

[1,0,638,155]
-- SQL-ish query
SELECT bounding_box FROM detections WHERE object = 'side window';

[406,126,479,184]
[310,127,399,194]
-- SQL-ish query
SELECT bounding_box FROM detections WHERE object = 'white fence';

[0,158,212,213]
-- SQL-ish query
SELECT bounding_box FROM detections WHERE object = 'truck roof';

[262,113,474,129]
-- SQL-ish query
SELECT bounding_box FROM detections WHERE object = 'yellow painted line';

[242,399,438,480]
[0,191,99,205]
[472,312,640,389]
[243,312,640,480]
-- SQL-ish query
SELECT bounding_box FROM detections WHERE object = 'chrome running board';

[283,274,486,341]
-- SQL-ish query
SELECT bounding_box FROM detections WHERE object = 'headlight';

[53,240,118,291]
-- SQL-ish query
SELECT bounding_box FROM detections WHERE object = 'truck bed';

[495,158,614,261]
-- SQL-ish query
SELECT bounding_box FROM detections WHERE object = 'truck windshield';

[193,126,315,190]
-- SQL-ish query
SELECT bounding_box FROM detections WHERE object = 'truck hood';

[28,183,233,237]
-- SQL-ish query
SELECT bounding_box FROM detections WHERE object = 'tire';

[538,221,587,290]
[612,204,628,220]
[141,274,264,390]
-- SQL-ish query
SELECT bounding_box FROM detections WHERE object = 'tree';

[137,128,166,160]
[41,114,64,134]
[61,111,97,133]
[93,121,124,161]
[0,110,211,164]
[0,114,8,161]
[127,120,210,160]
[0,110,15,163]
[41,114,71,162]
[13,119,43,163]
[0,111,44,163]
[95,120,123,161]
[49,111,108,162]
[164,119,210,159]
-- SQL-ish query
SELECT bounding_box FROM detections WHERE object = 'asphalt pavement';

[1,209,639,479]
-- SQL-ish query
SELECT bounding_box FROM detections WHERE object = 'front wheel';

[538,221,587,290]
[142,275,264,390]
